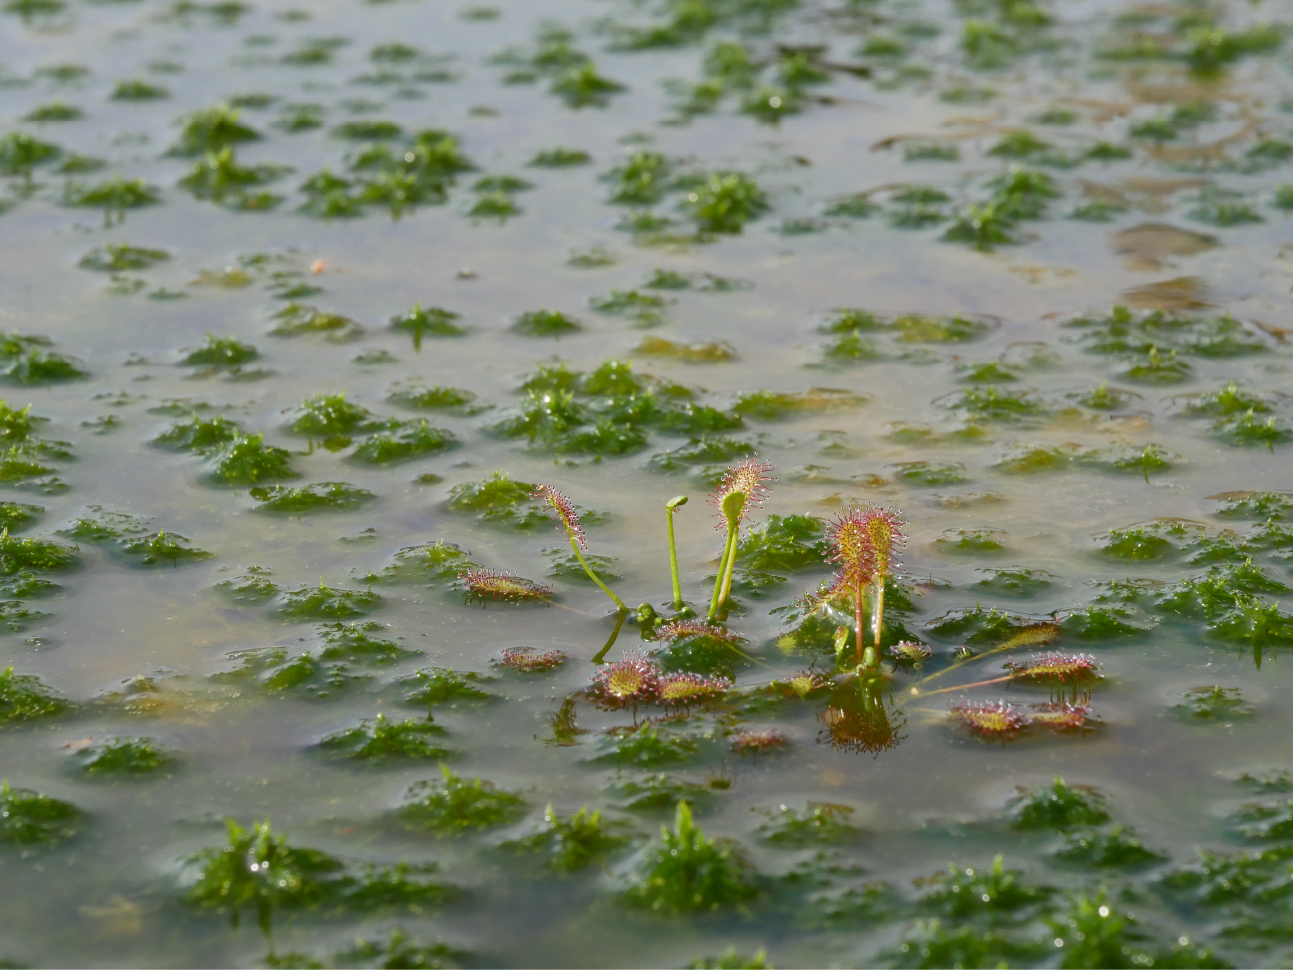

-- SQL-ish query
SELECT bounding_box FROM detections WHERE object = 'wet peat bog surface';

[1,0,1293,965]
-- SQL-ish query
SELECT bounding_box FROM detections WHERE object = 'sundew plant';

[3,0,1293,965]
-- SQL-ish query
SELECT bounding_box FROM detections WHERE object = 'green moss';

[250,482,374,514]
[607,773,715,813]
[155,414,242,453]
[0,666,69,724]
[919,855,1052,920]
[209,434,296,485]
[349,419,456,463]
[118,530,213,567]
[77,243,167,273]
[0,532,76,574]
[1055,825,1165,867]
[333,927,466,967]
[72,736,172,775]
[500,805,633,873]
[682,171,768,233]
[23,101,82,122]
[400,764,525,835]
[1171,686,1254,722]
[269,304,364,342]
[169,105,259,156]
[550,63,625,108]
[884,920,1044,969]
[757,802,857,846]
[469,191,522,221]
[891,460,968,487]
[178,148,287,208]
[277,582,381,619]
[593,723,699,768]
[1099,520,1200,559]
[512,309,582,337]
[1213,410,1292,449]
[0,350,88,384]
[623,802,758,914]
[368,542,479,587]
[62,176,160,212]
[944,385,1045,420]
[289,392,372,438]
[1213,492,1293,521]
[647,435,754,472]
[1059,604,1146,640]
[185,819,346,931]
[732,388,864,420]
[319,712,450,763]
[935,528,1005,553]
[214,568,279,605]
[974,567,1053,597]
[520,363,582,394]
[390,304,466,347]
[529,147,591,167]
[395,667,492,711]
[0,132,61,176]
[589,289,669,325]
[994,445,1071,474]
[317,622,417,665]
[734,514,826,575]
[0,502,40,533]
[1009,776,1109,830]
[446,471,537,518]
[1083,443,1178,481]
[180,334,258,367]
[0,780,80,844]
[1066,306,1267,360]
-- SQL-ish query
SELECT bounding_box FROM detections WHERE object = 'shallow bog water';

[0,0,1292,966]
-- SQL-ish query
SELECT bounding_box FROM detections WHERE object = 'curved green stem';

[871,578,886,663]
[569,535,627,613]
[591,608,628,664]
[717,529,741,611]
[667,509,683,611]
[708,526,738,621]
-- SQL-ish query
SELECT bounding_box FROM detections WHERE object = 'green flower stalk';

[706,456,774,621]
[665,495,688,611]
[533,485,627,613]
[862,506,905,659]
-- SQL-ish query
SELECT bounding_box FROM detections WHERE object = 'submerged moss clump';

[1009,776,1109,830]
[0,501,42,533]
[1054,825,1165,867]
[445,471,570,530]
[249,482,375,515]
[682,171,768,234]
[0,532,77,574]
[184,819,346,931]
[208,434,297,485]
[180,334,258,367]
[290,392,373,438]
[317,622,418,665]
[117,530,213,567]
[593,724,700,768]
[757,802,858,846]
[390,304,467,347]
[0,780,81,845]
[918,855,1053,919]
[1171,686,1254,722]
[399,764,525,836]
[883,919,1045,969]
[0,666,70,724]
[622,802,758,915]
[512,309,582,338]
[71,737,172,776]
[170,104,261,156]
[79,243,170,273]
[269,304,365,342]
[395,666,493,711]
[365,541,479,586]
[154,414,243,453]
[276,582,382,619]
[63,177,161,212]
[1212,492,1293,521]
[499,805,634,873]
[350,420,457,464]
[319,712,450,763]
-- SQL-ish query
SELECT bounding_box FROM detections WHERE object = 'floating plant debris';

[496,646,566,672]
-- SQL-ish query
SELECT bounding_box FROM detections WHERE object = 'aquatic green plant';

[500,805,633,873]
[319,713,451,763]
[551,63,625,108]
[290,393,372,439]
[512,309,581,338]
[209,434,297,485]
[350,420,456,464]
[79,243,169,272]
[622,801,758,914]
[333,927,466,967]
[0,502,41,533]
[757,802,858,846]
[249,482,374,515]
[1212,491,1293,520]
[118,530,213,567]
[683,171,768,234]
[0,780,81,844]
[0,132,60,177]
[530,147,591,167]
[607,773,715,813]
[1171,686,1254,722]
[920,855,1053,920]
[154,414,242,453]
[277,582,381,619]
[390,304,466,348]
[0,531,76,575]
[459,569,552,605]
[180,334,258,367]
[184,819,346,933]
[71,737,172,776]
[885,920,1044,969]
[0,666,69,725]
[1009,776,1109,830]
[269,304,364,342]
[396,667,492,712]
[170,105,260,156]
[1054,825,1165,867]
[399,764,525,836]
[594,723,698,768]
[707,456,774,620]
[364,541,478,587]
